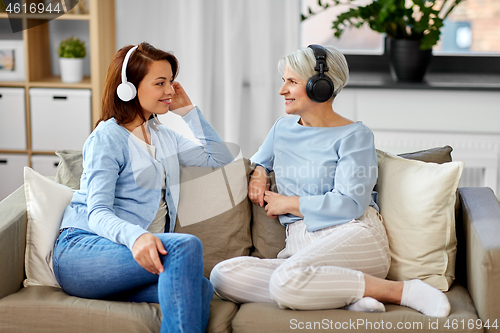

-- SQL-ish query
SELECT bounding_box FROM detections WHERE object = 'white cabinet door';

[0,88,27,150]
[30,88,91,151]
[31,155,61,178]
[0,154,29,202]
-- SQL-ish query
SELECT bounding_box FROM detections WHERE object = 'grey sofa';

[0,148,499,333]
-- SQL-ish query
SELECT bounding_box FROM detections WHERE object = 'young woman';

[53,42,234,333]
[210,45,451,317]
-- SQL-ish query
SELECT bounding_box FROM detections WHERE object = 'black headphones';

[306,45,335,103]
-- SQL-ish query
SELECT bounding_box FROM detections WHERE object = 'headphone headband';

[121,45,138,83]
[308,44,329,75]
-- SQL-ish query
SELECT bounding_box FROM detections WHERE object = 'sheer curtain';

[115,0,300,157]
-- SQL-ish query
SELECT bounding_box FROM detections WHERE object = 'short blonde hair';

[278,45,349,97]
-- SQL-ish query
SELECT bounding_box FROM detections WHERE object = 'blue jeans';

[53,228,213,333]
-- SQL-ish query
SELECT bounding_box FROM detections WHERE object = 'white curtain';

[116,0,300,157]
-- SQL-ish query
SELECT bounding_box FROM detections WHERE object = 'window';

[301,0,384,54]
[301,0,500,73]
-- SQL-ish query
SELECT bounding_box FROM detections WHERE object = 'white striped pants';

[210,207,391,310]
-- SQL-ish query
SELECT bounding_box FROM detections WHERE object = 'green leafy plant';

[57,36,86,58]
[302,0,463,50]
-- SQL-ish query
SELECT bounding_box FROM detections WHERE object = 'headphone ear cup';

[117,81,137,102]
[306,74,334,103]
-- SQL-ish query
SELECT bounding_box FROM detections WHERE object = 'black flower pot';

[389,38,433,82]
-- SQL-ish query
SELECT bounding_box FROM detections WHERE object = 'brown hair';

[97,42,179,127]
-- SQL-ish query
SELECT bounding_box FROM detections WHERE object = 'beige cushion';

[376,149,463,291]
[176,158,249,227]
[208,295,240,333]
[0,286,238,333]
[250,170,286,259]
[0,286,161,333]
[398,145,453,164]
[23,167,74,288]
[174,158,253,278]
[231,283,481,333]
[54,150,83,190]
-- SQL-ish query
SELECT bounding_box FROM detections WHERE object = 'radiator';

[373,131,500,198]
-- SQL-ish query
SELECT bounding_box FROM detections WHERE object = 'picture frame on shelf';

[0,40,25,81]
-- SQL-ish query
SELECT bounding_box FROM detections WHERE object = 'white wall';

[115,0,300,157]
[335,88,500,197]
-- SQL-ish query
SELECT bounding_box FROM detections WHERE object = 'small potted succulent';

[58,36,86,83]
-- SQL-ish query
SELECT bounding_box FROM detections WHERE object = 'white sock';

[345,297,386,313]
[400,279,451,317]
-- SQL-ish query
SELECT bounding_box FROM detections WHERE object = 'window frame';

[346,38,500,74]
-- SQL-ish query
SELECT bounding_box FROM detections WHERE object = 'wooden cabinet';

[0,0,116,163]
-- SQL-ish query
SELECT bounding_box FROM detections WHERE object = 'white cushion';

[376,150,464,291]
[23,167,74,287]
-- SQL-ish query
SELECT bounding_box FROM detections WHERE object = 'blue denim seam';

[172,238,183,332]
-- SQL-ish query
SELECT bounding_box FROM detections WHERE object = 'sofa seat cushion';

[231,283,481,333]
[209,294,240,333]
[0,286,162,333]
[0,286,239,333]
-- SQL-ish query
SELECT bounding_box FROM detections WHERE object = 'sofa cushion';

[0,286,238,333]
[208,294,240,333]
[250,170,286,259]
[23,167,74,288]
[231,283,481,333]
[0,286,162,333]
[174,158,253,278]
[398,145,453,164]
[376,150,463,291]
[55,150,83,190]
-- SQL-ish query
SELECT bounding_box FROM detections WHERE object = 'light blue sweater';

[60,107,234,250]
[251,116,379,231]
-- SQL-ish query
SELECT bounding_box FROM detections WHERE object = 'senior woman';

[210,45,450,317]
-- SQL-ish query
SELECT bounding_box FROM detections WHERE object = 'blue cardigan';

[60,107,234,250]
[251,116,379,231]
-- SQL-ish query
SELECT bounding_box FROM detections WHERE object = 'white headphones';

[117,45,139,102]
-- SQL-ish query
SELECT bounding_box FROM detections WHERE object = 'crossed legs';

[211,208,450,317]
[53,228,212,333]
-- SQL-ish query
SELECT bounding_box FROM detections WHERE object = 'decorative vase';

[59,58,84,83]
[389,38,433,82]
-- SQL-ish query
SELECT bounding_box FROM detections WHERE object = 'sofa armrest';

[459,187,500,331]
[0,186,27,299]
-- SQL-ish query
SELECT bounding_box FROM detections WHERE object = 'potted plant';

[58,36,86,83]
[302,0,463,82]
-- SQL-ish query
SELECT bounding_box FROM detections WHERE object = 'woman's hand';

[248,166,270,207]
[263,191,302,218]
[132,233,168,274]
[169,81,194,116]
